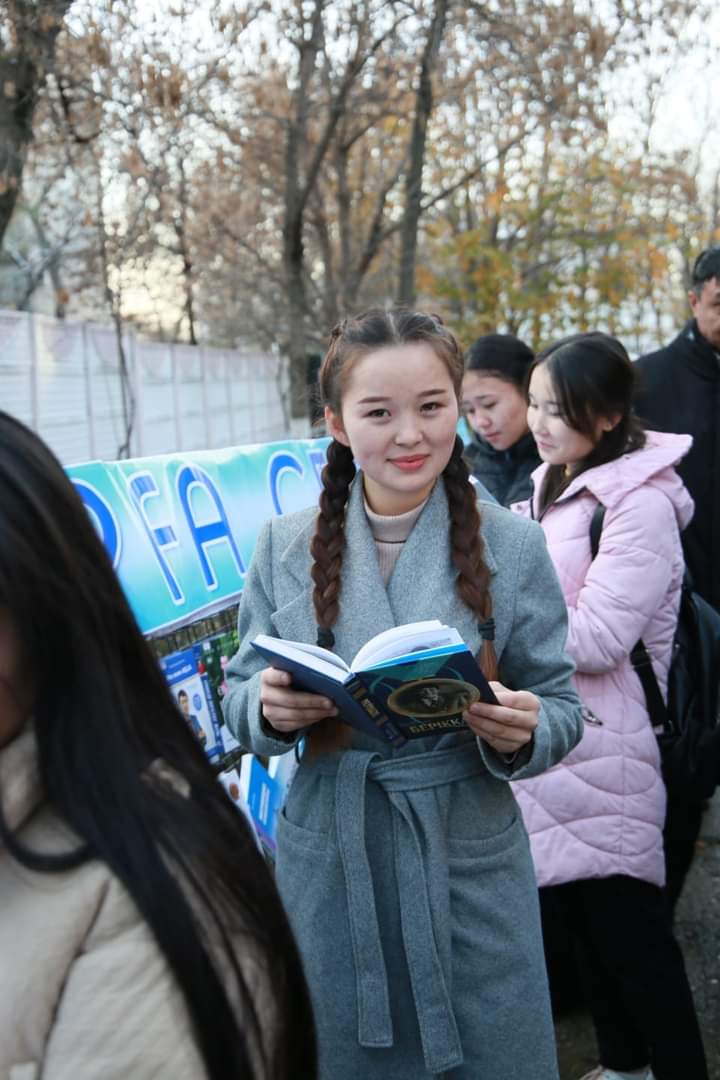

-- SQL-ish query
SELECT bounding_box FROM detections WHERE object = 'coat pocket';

[277,806,329,855]
[447,809,525,862]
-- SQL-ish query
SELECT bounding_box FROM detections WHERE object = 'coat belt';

[323,742,486,1074]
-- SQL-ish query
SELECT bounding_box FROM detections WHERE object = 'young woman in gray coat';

[224,309,584,1079]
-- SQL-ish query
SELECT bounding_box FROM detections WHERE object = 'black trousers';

[542,876,707,1080]
[663,795,705,917]
[541,802,706,1012]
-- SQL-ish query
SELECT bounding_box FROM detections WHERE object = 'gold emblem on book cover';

[387,678,480,719]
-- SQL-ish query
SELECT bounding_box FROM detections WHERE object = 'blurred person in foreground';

[0,411,316,1080]
[634,247,720,914]
[462,333,540,505]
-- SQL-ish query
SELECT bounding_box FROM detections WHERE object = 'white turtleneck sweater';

[363,497,428,584]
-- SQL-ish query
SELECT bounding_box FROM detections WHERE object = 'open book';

[251,620,498,747]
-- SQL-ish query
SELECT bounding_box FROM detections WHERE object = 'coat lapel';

[276,479,396,664]
[388,481,497,656]
[387,481,454,624]
[331,479,397,662]
[274,476,499,665]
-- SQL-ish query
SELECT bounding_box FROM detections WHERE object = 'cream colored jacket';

[0,729,237,1080]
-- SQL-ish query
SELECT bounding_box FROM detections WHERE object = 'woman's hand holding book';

[463,683,539,755]
[260,666,339,734]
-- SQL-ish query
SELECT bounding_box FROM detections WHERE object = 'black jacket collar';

[469,429,538,465]
[673,320,720,379]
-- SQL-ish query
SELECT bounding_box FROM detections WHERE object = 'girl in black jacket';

[462,334,540,506]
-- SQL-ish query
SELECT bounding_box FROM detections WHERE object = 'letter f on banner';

[127,471,184,604]
[177,464,246,590]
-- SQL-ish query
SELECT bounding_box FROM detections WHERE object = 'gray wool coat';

[224,478,583,1080]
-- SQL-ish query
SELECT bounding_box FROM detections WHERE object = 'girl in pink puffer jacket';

[513,333,707,1080]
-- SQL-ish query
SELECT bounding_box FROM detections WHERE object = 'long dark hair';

[531,332,646,511]
[309,309,498,752]
[0,412,316,1079]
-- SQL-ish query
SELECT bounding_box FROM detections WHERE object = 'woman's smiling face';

[325,341,459,516]
[527,363,596,469]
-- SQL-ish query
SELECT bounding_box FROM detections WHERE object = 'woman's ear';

[602,413,622,433]
[595,412,622,438]
[325,406,350,447]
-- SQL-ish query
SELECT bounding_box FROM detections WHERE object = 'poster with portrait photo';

[161,646,223,761]
[200,632,242,766]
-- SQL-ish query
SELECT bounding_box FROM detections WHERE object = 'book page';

[367,641,467,670]
[352,621,463,671]
[252,634,350,680]
[274,639,350,672]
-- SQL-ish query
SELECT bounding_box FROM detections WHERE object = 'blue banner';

[68,439,329,636]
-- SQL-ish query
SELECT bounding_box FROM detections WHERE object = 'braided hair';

[308,309,498,751]
[442,434,498,681]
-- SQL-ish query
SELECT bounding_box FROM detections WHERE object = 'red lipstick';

[390,455,429,471]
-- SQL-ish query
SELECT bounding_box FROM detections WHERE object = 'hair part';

[308,311,497,752]
[531,332,646,511]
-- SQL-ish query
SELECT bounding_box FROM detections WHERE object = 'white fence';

[0,310,289,465]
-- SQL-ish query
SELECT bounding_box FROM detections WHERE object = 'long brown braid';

[442,435,499,680]
[307,437,356,753]
[307,309,497,751]
[309,438,356,640]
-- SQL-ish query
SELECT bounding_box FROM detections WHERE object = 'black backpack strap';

[629,642,672,735]
[589,503,606,559]
[588,501,671,735]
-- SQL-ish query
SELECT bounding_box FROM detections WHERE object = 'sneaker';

[578,1068,654,1080]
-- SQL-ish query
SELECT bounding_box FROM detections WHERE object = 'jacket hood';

[530,430,694,530]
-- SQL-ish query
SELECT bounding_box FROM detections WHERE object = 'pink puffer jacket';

[513,431,693,888]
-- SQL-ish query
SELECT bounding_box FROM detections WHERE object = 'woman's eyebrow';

[356,387,450,404]
[417,388,451,398]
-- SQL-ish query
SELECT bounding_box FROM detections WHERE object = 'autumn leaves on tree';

[0,0,718,420]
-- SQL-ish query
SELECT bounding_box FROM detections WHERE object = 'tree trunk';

[284,210,310,420]
[396,0,449,307]
[175,159,197,345]
[281,1,400,418]
[94,162,134,458]
[282,1,324,420]
[0,0,74,245]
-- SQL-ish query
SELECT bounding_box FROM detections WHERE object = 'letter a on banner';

[176,464,246,590]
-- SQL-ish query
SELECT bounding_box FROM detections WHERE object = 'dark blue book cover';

[250,639,407,746]
[251,636,497,746]
[356,646,496,739]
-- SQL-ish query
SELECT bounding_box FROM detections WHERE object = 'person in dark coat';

[635,248,720,611]
[462,334,541,506]
[634,246,720,915]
